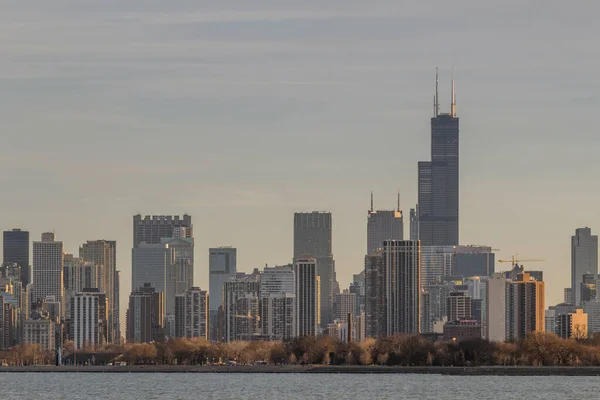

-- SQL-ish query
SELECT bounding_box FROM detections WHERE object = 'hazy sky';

[1,1,599,324]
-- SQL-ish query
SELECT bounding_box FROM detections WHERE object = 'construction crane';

[435,246,500,254]
[498,255,544,268]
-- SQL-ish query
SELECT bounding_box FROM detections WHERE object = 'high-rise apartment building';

[0,293,18,349]
[131,243,175,315]
[367,194,403,254]
[70,288,108,349]
[295,258,318,337]
[260,265,296,340]
[447,291,472,321]
[364,251,385,338]
[175,287,209,339]
[126,283,164,343]
[505,273,545,341]
[208,247,236,341]
[418,69,459,246]
[484,274,506,341]
[133,214,192,248]
[571,227,598,306]
[294,212,336,327]
[334,290,357,322]
[223,273,260,342]
[32,233,64,315]
[3,229,30,286]
[80,240,117,343]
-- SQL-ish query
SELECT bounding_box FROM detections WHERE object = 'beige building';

[557,308,588,339]
[23,316,55,351]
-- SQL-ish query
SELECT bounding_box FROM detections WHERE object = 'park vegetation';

[3,332,600,367]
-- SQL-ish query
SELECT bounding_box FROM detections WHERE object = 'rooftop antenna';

[397,191,401,211]
[370,191,374,212]
[435,67,439,117]
[451,67,456,117]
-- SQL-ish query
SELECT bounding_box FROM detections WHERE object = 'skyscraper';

[367,193,403,254]
[383,240,420,335]
[70,288,108,349]
[133,215,192,248]
[162,236,194,301]
[80,240,117,343]
[3,229,30,286]
[32,233,64,315]
[418,69,459,246]
[364,251,385,338]
[209,247,236,341]
[505,273,545,341]
[223,273,260,342]
[294,212,336,326]
[126,283,164,343]
[131,243,175,315]
[295,258,318,337]
[175,287,209,339]
[260,265,296,341]
[571,227,598,306]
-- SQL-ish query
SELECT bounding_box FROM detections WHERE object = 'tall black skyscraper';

[3,228,30,285]
[418,68,459,246]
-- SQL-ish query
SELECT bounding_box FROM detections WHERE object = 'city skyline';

[2,0,600,328]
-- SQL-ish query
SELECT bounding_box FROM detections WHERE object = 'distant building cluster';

[1,72,599,354]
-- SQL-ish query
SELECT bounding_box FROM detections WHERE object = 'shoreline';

[1,365,600,375]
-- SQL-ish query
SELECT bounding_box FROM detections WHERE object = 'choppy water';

[0,373,597,399]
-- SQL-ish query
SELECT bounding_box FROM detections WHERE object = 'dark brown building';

[126,283,164,343]
[443,320,481,342]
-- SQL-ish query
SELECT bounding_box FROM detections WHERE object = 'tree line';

[3,332,600,367]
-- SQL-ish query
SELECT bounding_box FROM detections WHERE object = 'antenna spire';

[435,67,439,117]
[397,191,400,211]
[451,67,456,117]
[370,191,374,212]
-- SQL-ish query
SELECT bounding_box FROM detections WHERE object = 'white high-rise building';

[295,258,318,337]
[571,228,598,306]
[162,237,194,310]
[223,273,260,342]
[260,266,296,341]
[32,233,64,316]
[484,275,506,341]
[71,288,108,349]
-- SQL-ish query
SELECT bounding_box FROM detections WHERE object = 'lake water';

[0,373,597,399]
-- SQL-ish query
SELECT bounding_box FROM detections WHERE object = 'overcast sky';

[1,1,599,324]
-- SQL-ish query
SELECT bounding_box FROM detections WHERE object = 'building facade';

[295,258,318,337]
[383,240,420,335]
[3,229,30,286]
[208,247,236,341]
[367,195,403,254]
[23,315,55,351]
[80,240,117,343]
[133,214,193,248]
[174,287,209,339]
[571,228,598,306]
[260,265,295,341]
[418,71,459,246]
[294,212,336,327]
[131,243,175,315]
[484,275,506,341]
[32,233,64,315]
[223,274,260,342]
[70,289,108,349]
[505,273,545,341]
[126,283,164,343]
